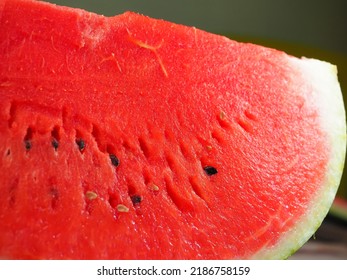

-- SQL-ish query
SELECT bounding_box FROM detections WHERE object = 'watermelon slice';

[0,0,346,260]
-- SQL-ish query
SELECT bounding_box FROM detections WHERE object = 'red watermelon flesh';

[0,0,345,259]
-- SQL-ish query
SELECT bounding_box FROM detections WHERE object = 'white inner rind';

[253,57,346,259]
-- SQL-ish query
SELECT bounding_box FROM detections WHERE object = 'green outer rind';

[252,57,346,259]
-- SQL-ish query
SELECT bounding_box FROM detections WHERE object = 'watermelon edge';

[252,57,346,259]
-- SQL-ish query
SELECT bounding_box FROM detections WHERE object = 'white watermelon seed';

[117,204,129,212]
[148,183,159,191]
[85,191,98,200]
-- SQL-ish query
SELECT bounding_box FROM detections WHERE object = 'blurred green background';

[46,0,347,200]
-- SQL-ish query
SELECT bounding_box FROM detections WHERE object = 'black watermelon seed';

[109,154,120,167]
[76,139,85,151]
[203,166,218,176]
[24,127,33,150]
[52,138,59,150]
[24,140,32,151]
[130,195,142,205]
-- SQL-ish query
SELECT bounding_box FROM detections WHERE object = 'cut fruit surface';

[0,0,346,259]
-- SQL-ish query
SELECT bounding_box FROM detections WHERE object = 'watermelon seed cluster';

[6,101,238,217]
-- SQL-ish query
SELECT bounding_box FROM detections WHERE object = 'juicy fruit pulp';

[0,0,346,259]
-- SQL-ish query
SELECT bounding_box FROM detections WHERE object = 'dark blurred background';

[45,0,347,258]
[45,0,347,53]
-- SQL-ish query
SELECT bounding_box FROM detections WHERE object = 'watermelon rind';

[252,58,346,259]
